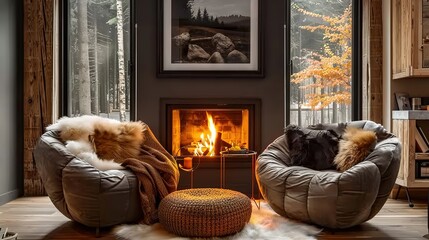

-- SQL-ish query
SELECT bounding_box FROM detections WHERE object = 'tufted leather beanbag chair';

[33,124,176,228]
[255,120,401,229]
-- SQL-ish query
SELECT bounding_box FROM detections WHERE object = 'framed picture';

[395,92,411,110]
[416,161,429,178]
[157,0,263,77]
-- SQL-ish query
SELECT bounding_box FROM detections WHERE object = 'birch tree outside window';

[66,0,131,121]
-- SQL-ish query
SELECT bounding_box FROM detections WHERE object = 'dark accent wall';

[0,0,23,205]
[135,0,285,150]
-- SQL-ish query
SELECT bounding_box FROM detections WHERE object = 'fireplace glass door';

[172,109,249,157]
[162,98,260,157]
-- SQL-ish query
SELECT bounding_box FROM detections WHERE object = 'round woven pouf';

[158,188,252,238]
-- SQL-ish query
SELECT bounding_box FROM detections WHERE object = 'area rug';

[114,201,322,240]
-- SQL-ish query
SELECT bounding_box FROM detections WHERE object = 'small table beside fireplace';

[176,151,260,204]
[220,150,260,208]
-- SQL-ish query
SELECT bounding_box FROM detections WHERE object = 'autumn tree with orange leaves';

[292,4,352,110]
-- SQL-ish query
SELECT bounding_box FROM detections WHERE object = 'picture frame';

[416,161,429,178]
[157,0,263,78]
[395,92,411,110]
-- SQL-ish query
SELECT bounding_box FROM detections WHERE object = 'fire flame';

[193,112,217,156]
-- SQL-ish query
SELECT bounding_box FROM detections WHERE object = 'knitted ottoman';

[158,188,252,238]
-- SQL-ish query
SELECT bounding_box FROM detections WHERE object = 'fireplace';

[173,109,251,158]
[160,98,261,156]
[160,98,261,197]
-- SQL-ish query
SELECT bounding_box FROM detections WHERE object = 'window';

[64,0,133,121]
[286,0,360,126]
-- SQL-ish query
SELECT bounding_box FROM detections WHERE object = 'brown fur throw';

[47,115,146,169]
[92,121,145,163]
[333,127,377,172]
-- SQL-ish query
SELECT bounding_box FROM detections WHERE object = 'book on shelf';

[415,126,429,153]
[417,125,429,146]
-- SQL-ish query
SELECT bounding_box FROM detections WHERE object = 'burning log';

[215,132,222,155]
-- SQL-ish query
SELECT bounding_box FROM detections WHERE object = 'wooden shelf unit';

[392,0,429,79]
[392,110,429,188]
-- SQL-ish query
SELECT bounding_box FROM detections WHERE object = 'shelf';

[392,110,429,120]
[413,179,429,184]
[396,178,429,188]
[415,153,429,160]
[392,69,429,79]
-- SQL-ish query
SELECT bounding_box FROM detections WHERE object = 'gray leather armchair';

[255,120,401,229]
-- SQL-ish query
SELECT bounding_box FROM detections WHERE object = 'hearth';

[160,98,261,197]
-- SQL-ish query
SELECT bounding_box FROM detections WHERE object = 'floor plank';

[0,197,427,239]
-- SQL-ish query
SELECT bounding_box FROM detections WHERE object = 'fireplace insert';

[160,98,261,156]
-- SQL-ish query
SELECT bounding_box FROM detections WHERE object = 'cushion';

[284,125,339,170]
[159,188,251,237]
[333,127,377,172]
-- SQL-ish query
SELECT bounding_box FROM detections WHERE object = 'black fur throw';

[284,125,340,170]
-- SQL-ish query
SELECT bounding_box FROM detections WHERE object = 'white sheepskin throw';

[47,115,146,171]
[115,202,321,240]
[65,140,124,171]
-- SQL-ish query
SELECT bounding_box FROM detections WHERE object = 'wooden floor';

[0,197,427,239]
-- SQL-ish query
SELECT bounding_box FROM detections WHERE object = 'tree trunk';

[332,86,338,122]
[116,0,126,121]
[93,14,99,115]
[340,85,347,122]
[113,40,117,110]
[108,43,113,116]
[298,88,302,126]
[312,77,316,125]
[320,87,325,123]
[77,0,91,115]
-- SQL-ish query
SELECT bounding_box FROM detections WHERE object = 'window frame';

[60,0,136,120]
[284,0,362,126]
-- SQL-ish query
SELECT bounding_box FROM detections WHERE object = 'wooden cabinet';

[392,111,429,188]
[392,0,429,79]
